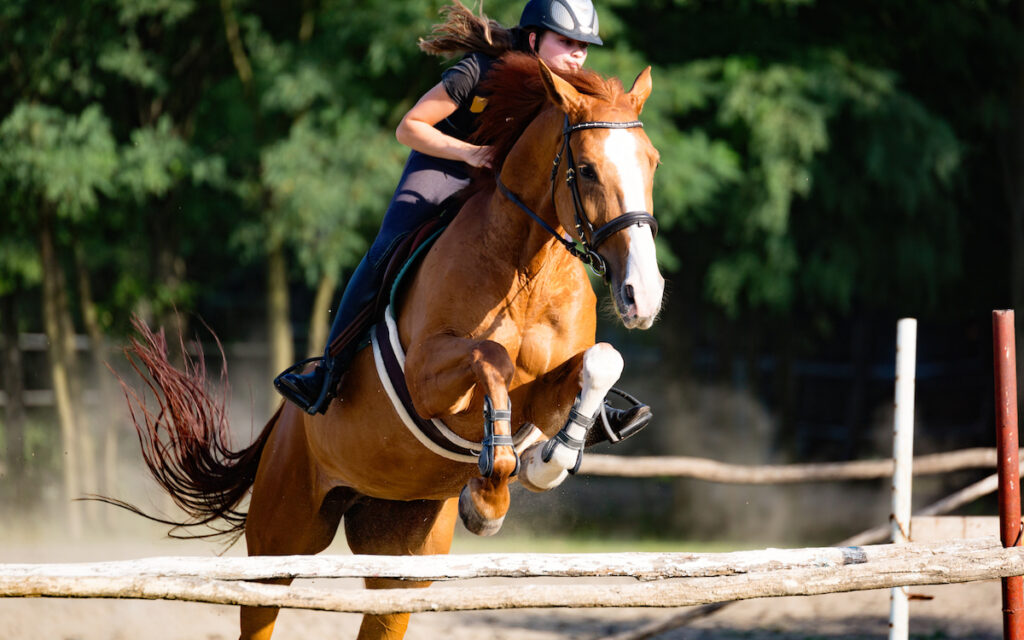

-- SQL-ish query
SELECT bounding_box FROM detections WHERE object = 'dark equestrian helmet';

[519,0,603,46]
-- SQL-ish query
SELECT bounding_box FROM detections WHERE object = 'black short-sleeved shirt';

[436,52,495,142]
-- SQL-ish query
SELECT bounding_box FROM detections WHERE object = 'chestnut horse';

[121,54,662,640]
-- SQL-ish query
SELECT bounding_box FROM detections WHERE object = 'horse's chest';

[517,324,561,374]
[512,280,595,376]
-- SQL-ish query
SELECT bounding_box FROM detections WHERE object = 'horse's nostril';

[623,284,636,307]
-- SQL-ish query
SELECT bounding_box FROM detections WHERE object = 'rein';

[497,115,659,280]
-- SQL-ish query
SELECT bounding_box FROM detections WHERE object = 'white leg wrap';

[519,344,623,492]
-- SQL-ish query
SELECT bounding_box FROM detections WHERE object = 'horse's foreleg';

[520,342,624,492]
[405,336,518,535]
[344,496,459,640]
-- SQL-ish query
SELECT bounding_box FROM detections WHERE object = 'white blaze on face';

[603,129,664,328]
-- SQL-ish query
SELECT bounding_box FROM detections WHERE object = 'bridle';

[497,115,659,280]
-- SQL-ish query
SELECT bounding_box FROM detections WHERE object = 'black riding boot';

[275,251,385,414]
[273,355,342,415]
[274,313,355,415]
[586,387,653,447]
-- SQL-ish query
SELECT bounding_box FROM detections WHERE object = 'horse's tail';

[104,316,276,544]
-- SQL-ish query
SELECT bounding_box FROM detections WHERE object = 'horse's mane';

[473,52,626,173]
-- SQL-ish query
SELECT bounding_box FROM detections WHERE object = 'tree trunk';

[38,206,82,538]
[73,242,121,503]
[307,273,336,358]
[267,240,293,415]
[57,241,99,526]
[1,293,27,503]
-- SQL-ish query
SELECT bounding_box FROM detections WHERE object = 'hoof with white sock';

[518,441,570,492]
[458,484,505,536]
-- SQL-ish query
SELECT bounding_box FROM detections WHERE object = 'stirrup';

[273,357,332,415]
[274,357,323,380]
[597,387,652,444]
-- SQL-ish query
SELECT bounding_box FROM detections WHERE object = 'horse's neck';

[485,112,574,277]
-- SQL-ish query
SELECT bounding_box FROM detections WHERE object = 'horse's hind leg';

[344,496,459,640]
[240,405,355,640]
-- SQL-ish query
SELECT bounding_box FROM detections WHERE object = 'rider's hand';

[463,145,494,169]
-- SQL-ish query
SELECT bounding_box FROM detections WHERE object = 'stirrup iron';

[598,386,651,444]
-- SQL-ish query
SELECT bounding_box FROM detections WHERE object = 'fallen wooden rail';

[578,448,996,482]
[0,538,1020,615]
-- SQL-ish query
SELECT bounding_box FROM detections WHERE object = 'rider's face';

[531,31,589,73]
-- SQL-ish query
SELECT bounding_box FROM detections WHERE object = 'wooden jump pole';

[0,538,1023,615]
[577,448,996,482]
[994,310,1023,640]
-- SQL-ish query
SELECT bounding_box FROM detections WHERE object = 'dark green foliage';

[0,0,1021,499]
[3,0,1014,329]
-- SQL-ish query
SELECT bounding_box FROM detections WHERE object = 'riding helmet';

[519,0,602,46]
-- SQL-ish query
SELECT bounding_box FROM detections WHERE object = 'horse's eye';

[578,165,598,181]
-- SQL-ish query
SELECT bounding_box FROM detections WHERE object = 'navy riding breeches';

[327,150,472,347]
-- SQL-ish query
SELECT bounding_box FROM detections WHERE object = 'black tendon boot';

[585,387,653,447]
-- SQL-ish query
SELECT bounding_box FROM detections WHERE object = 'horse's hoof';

[458,485,505,536]
[517,442,569,493]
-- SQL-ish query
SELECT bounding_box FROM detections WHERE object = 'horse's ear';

[538,59,584,115]
[627,66,653,114]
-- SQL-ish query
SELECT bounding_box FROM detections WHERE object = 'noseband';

[498,115,659,280]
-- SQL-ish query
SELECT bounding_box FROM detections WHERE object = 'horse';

[119,52,663,640]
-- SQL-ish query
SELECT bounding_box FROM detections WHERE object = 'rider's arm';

[396,82,492,169]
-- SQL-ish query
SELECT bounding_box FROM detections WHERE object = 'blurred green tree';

[1,0,1023,534]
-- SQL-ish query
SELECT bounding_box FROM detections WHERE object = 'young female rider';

[275,0,651,440]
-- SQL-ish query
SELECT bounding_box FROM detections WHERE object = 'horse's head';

[538,61,664,330]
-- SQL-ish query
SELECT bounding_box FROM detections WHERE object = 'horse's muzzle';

[610,226,664,330]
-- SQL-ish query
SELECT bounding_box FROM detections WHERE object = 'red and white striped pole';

[993,310,1023,640]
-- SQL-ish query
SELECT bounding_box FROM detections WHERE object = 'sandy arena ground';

[0,530,1004,640]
